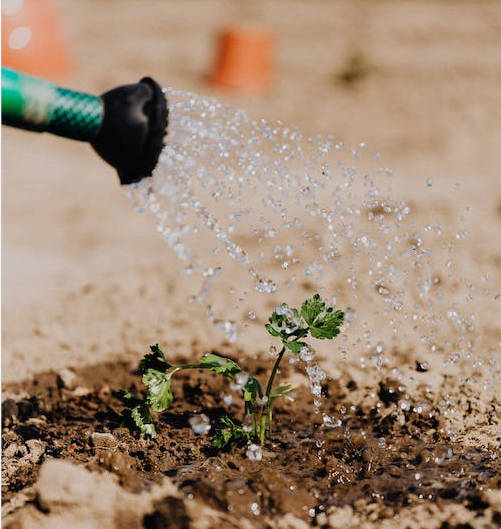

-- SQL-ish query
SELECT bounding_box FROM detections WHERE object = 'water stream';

[125,88,498,438]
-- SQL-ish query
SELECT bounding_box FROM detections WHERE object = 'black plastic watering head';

[1,68,168,184]
[91,77,168,184]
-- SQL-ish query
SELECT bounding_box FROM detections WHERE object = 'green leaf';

[131,403,157,438]
[265,323,282,338]
[309,308,344,339]
[301,293,326,326]
[301,294,344,340]
[212,428,234,448]
[115,389,144,408]
[199,353,241,378]
[266,305,309,343]
[284,340,306,355]
[270,382,297,403]
[242,376,263,402]
[212,416,250,448]
[143,368,176,412]
[139,344,171,374]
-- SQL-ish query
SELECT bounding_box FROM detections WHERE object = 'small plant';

[118,293,344,448]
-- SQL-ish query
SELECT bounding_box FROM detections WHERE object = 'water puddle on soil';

[125,88,499,441]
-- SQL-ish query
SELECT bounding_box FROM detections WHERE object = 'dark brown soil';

[2,355,499,527]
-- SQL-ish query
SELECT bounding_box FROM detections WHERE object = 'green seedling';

[118,293,344,448]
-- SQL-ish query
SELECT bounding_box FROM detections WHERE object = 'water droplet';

[231,371,250,391]
[188,414,211,434]
[255,278,278,293]
[322,413,342,428]
[299,344,315,362]
[256,396,269,407]
[235,371,249,387]
[120,87,492,439]
[246,444,262,461]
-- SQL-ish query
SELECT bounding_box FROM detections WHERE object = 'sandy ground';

[2,1,500,527]
[3,0,500,380]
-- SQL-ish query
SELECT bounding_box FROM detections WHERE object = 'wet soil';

[2,355,499,528]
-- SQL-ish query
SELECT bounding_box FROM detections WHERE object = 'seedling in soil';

[118,293,344,449]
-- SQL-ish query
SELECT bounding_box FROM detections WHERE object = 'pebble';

[25,439,47,463]
[91,432,118,451]
[327,505,356,529]
[72,386,92,397]
[277,513,310,529]
[3,443,27,459]
[26,416,47,427]
[57,368,79,390]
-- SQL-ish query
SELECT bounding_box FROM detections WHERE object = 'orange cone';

[2,0,72,82]
[210,27,273,92]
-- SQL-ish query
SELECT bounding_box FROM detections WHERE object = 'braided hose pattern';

[47,88,103,141]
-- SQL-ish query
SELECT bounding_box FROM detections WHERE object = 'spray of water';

[125,88,499,437]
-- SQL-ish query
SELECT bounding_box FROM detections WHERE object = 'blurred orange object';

[2,0,72,82]
[210,27,273,92]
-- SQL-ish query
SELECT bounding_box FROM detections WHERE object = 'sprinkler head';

[91,77,168,185]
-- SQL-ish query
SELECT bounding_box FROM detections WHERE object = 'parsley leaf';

[199,353,242,377]
[266,305,308,342]
[301,293,344,339]
[270,382,297,403]
[115,389,144,408]
[242,376,263,402]
[143,368,176,412]
[139,344,171,373]
[284,340,306,355]
[131,403,157,438]
[212,416,250,448]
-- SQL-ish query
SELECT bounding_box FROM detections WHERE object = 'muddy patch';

[2,355,500,528]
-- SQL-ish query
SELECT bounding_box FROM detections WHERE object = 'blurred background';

[2,0,500,380]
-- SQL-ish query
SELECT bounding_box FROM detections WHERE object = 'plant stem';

[260,347,285,445]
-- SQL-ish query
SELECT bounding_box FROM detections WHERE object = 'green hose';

[2,67,103,142]
[2,67,168,184]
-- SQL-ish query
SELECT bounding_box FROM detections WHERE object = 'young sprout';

[117,293,344,451]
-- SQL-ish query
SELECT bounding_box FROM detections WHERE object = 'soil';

[2,1,501,528]
[2,356,500,528]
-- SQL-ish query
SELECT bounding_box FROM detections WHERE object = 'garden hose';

[1,67,168,184]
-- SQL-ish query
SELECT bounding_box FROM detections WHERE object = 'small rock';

[37,460,111,512]
[72,386,92,397]
[277,513,310,529]
[57,368,79,390]
[3,443,28,459]
[98,385,111,399]
[91,432,118,451]
[25,416,47,427]
[416,360,429,372]
[316,512,328,526]
[328,505,357,529]
[25,439,47,463]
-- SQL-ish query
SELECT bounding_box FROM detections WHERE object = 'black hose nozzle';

[2,68,168,185]
[91,77,168,185]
